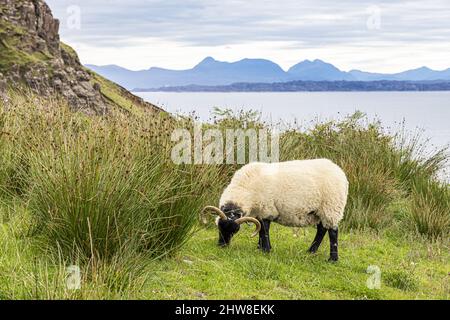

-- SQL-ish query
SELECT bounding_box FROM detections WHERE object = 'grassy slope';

[89,70,162,115]
[143,225,449,300]
[59,42,162,115]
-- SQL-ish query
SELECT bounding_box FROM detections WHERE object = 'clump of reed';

[277,112,449,236]
[0,91,223,264]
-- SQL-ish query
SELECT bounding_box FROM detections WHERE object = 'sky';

[45,0,450,73]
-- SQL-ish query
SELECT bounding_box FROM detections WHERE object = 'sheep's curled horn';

[201,206,261,237]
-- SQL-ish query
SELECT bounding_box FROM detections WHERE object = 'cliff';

[0,0,161,114]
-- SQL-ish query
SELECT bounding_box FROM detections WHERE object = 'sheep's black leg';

[308,222,327,253]
[328,227,339,262]
[257,219,271,253]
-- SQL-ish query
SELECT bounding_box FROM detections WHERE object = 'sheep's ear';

[215,216,221,226]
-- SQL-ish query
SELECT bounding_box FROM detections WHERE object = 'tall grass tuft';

[206,108,449,236]
[0,91,213,263]
[278,112,448,232]
[410,177,450,239]
[279,114,396,229]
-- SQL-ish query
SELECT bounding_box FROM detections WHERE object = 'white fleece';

[219,159,349,229]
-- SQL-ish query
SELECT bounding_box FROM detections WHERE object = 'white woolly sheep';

[202,159,349,261]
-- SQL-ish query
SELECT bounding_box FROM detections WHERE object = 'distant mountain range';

[86,58,450,91]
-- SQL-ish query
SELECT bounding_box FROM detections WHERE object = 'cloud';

[45,0,450,71]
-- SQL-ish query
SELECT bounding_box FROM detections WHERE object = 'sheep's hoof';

[308,247,319,254]
[328,256,338,263]
[258,247,271,253]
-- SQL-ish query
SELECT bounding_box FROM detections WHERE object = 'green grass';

[277,112,449,235]
[0,92,216,266]
[0,213,152,299]
[0,92,449,300]
[2,217,447,299]
[141,225,449,300]
[60,42,78,60]
[89,72,144,114]
[410,178,450,238]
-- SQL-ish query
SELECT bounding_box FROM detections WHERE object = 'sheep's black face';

[221,202,243,219]
[217,202,243,247]
[217,219,240,247]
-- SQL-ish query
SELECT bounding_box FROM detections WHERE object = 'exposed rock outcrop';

[0,0,158,114]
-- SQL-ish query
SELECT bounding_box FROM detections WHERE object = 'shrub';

[278,112,449,232]
[279,114,400,229]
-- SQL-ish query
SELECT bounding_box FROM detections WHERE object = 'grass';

[0,91,449,299]
[141,225,449,300]
[1,92,221,265]
[0,213,152,299]
[89,72,146,115]
[1,219,448,299]
[410,178,450,238]
[277,112,449,234]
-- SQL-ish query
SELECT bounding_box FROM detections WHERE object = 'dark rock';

[76,70,91,82]
[52,78,63,91]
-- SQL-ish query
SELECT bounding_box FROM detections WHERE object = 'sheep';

[202,159,349,261]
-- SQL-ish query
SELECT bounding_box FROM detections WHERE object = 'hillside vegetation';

[0,92,449,299]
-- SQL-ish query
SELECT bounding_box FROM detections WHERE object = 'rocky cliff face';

[0,0,159,114]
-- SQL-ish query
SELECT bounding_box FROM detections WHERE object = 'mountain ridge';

[86,58,450,91]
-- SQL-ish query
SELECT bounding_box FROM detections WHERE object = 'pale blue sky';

[46,0,450,72]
